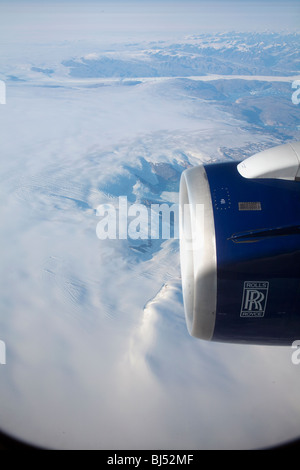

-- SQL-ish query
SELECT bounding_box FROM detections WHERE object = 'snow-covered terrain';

[0,0,299,450]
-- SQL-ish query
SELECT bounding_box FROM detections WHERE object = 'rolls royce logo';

[240,281,269,317]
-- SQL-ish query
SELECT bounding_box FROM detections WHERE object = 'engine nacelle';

[179,142,300,345]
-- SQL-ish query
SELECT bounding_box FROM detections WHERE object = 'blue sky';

[0,0,299,45]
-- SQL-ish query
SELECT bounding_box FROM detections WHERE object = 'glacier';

[0,0,300,450]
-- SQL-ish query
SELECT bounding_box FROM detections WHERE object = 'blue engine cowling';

[179,142,300,345]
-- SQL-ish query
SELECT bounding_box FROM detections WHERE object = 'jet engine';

[179,142,300,345]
